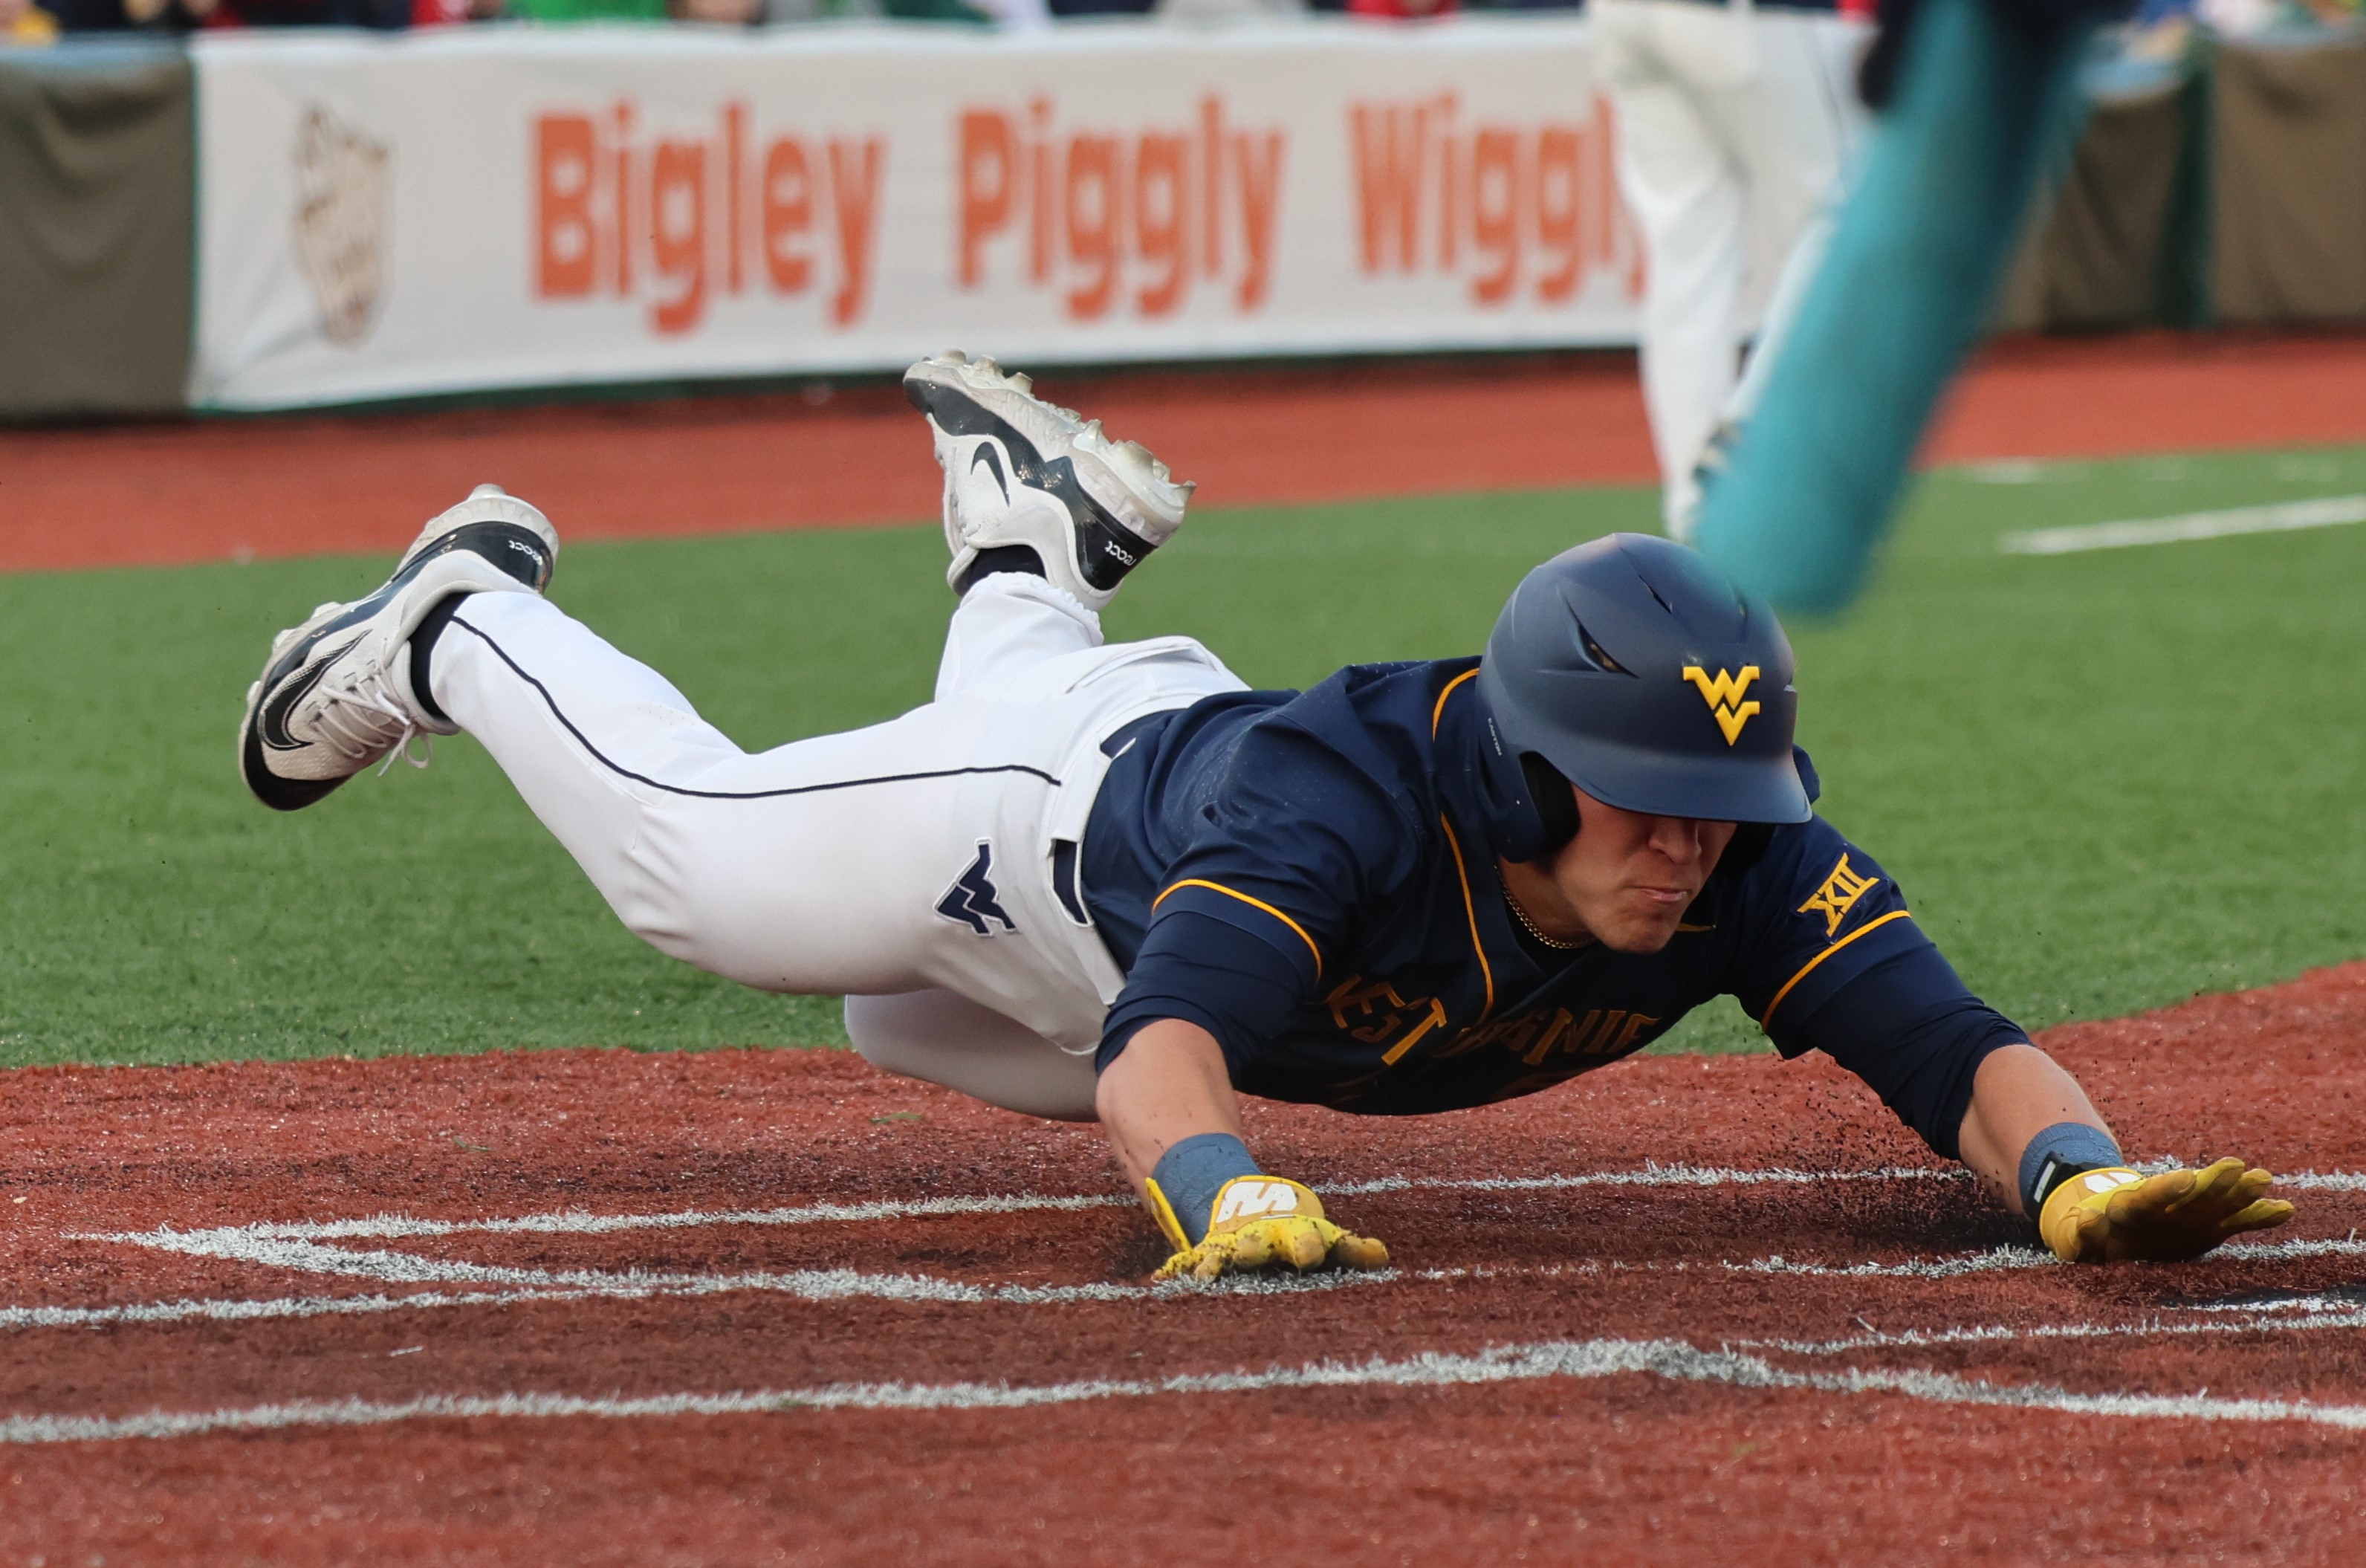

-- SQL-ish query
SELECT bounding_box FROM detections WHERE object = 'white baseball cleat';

[236,484,558,812]
[902,351,1193,612]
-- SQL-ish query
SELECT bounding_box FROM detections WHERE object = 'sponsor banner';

[191,19,1638,411]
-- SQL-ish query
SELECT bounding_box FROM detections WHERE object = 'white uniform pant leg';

[1597,0,1754,533]
[427,580,1097,1001]
[430,575,1221,1123]
[933,572,1101,702]
[1722,13,1872,428]
[844,990,1098,1122]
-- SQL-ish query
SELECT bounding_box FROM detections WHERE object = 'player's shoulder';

[1720,812,1907,943]
[1745,811,1880,887]
[1213,658,1474,837]
[1256,658,1476,772]
[1291,656,1477,724]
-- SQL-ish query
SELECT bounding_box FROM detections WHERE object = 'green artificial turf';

[2,445,2363,1067]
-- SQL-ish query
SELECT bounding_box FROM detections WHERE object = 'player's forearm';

[1093,1017,1247,1196]
[1095,1017,1387,1280]
[1954,1043,2112,1217]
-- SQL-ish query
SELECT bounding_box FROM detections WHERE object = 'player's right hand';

[1153,1176,1390,1283]
[2038,1157,2294,1263]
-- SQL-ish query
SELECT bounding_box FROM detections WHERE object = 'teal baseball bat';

[1692,0,2098,614]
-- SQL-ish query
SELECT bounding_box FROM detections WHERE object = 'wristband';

[1147,1133,1262,1245]
[2017,1121,2125,1216]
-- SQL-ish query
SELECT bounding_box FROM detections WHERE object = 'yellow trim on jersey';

[1436,814,1495,1027]
[1153,878,1323,979]
[1758,910,1915,1028]
[1432,667,1478,739]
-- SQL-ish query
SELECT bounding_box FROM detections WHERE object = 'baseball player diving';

[236,353,2295,1281]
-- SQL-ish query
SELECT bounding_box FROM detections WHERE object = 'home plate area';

[3,968,2365,1563]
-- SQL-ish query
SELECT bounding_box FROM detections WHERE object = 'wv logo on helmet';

[1682,664,1760,745]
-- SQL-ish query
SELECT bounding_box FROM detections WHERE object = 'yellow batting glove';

[1148,1176,1390,1283]
[2039,1157,2295,1263]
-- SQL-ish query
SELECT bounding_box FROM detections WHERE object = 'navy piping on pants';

[448,614,1063,802]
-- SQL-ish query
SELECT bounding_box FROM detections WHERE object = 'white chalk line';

[2000,493,2366,555]
[77,1163,2360,1254]
[16,1162,2348,1332]
[1740,1301,2366,1359]
[14,1231,2365,1338]
[0,1261,1708,1335]
[2271,1171,2366,1191]
[1731,1233,2366,1280]
[0,1271,1394,1335]
[87,1191,1133,1245]
[70,1163,1974,1249]
[5,1333,2365,1448]
[37,1228,1391,1312]
[1324,1163,1963,1199]
[0,1262,1674,1335]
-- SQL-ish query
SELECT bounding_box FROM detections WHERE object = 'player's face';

[1550,787,1737,953]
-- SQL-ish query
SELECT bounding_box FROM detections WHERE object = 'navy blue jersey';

[1083,658,2023,1156]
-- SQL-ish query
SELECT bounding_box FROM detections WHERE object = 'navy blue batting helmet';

[1471,534,1812,856]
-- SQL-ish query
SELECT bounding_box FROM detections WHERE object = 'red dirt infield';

[1,963,2362,1564]
[4,332,2365,574]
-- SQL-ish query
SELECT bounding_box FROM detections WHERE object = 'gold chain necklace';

[1502,883,1582,951]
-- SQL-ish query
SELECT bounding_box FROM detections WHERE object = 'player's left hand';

[2038,1157,2295,1263]
[1153,1177,1390,1283]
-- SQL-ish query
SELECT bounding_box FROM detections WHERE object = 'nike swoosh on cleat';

[907,380,1159,594]
[258,586,395,695]
[969,443,1011,503]
[259,637,360,751]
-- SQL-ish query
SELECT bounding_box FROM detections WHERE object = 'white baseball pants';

[1593,0,1871,534]
[429,575,1244,1121]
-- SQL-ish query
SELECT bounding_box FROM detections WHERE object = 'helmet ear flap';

[1519,754,1581,864]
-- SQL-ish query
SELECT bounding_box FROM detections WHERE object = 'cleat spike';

[939,349,969,365]
[973,356,1002,376]
[1008,373,1032,394]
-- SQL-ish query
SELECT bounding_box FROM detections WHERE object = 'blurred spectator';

[1345,0,1454,13]
[1153,0,1305,17]
[4,0,62,39]
[762,0,1043,16]
[877,0,1014,19]
[413,0,504,23]
[208,0,411,22]
[42,0,192,27]
[2195,0,2362,27]
[505,0,664,18]
[763,0,872,18]
[47,0,409,24]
